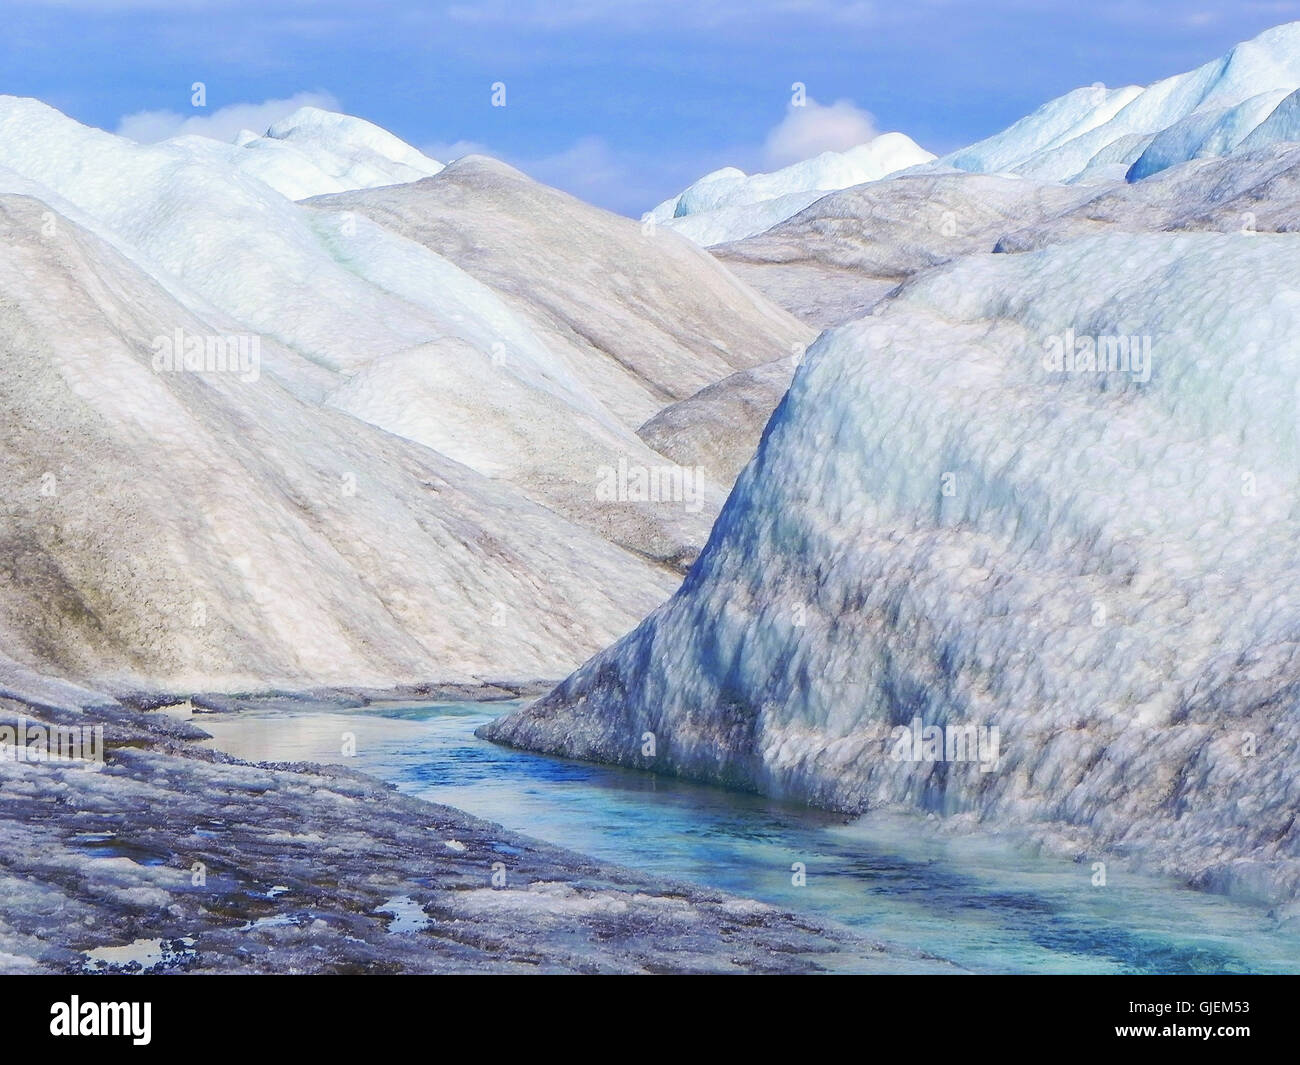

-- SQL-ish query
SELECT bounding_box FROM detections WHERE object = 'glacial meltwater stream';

[197,700,1300,974]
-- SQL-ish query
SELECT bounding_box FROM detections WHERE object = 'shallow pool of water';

[196,700,1300,974]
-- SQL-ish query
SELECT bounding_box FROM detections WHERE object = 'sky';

[4,0,1300,215]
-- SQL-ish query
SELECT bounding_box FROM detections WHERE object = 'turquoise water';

[197,700,1300,974]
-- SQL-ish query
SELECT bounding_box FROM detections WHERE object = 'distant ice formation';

[937,22,1300,183]
[650,133,935,245]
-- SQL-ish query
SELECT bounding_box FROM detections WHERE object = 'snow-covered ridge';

[936,20,1300,183]
[122,104,446,201]
[223,106,445,200]
[645,21,1300,250]
[650,132,935,245]
[0,96,808,565]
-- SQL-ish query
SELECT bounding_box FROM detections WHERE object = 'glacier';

[485,222,1300,905]
[935,22,1300,184]
[651,21,1300,257]
[11,13,1300,973]
[479,16,1300,910]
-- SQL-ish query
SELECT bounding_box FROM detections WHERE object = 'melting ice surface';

[197,701,1300,974]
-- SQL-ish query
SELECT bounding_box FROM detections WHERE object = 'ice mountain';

[937,21,1300,183]
[0,97,807,693]
[650,133,934,246]
[166,106,447,201]
[0,97,809,564]
[242,106,445,197]
[0,192,676,691]
[485,221,1300,904]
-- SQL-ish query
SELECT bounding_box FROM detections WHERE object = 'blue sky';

[5,0,1300,214]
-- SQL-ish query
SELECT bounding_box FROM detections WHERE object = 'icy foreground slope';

[650,133,935,246]
[486,230,1300,903]
[937,21,1300,183]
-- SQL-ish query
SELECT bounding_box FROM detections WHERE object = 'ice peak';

[651,131,934,245]
[936,19,1300,184]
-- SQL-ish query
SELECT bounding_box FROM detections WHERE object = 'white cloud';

[115,90,340,144]
[762,97,878,168]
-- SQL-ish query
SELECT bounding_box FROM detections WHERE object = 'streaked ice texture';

[486,228,1300,905]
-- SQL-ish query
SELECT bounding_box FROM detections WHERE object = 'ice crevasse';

[485,230,1300,906]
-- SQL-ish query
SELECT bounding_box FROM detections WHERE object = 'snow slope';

[636,173,1099,471]
[168,107,446,201]
[937,21,1300,184]
[485,227,1300,904]
[704,134,1300,331]
[314,155,811,430]
[650,133,935,246]
[711,171,1094,326]
[0,98,808,568]
[0,192,680,691]
[636,357,799,485]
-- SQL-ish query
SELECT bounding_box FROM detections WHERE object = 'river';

[196,699,1300,974]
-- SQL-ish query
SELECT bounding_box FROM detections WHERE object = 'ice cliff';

[485,227,1300,904]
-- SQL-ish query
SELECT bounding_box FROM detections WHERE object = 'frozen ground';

[0,673,922,974]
